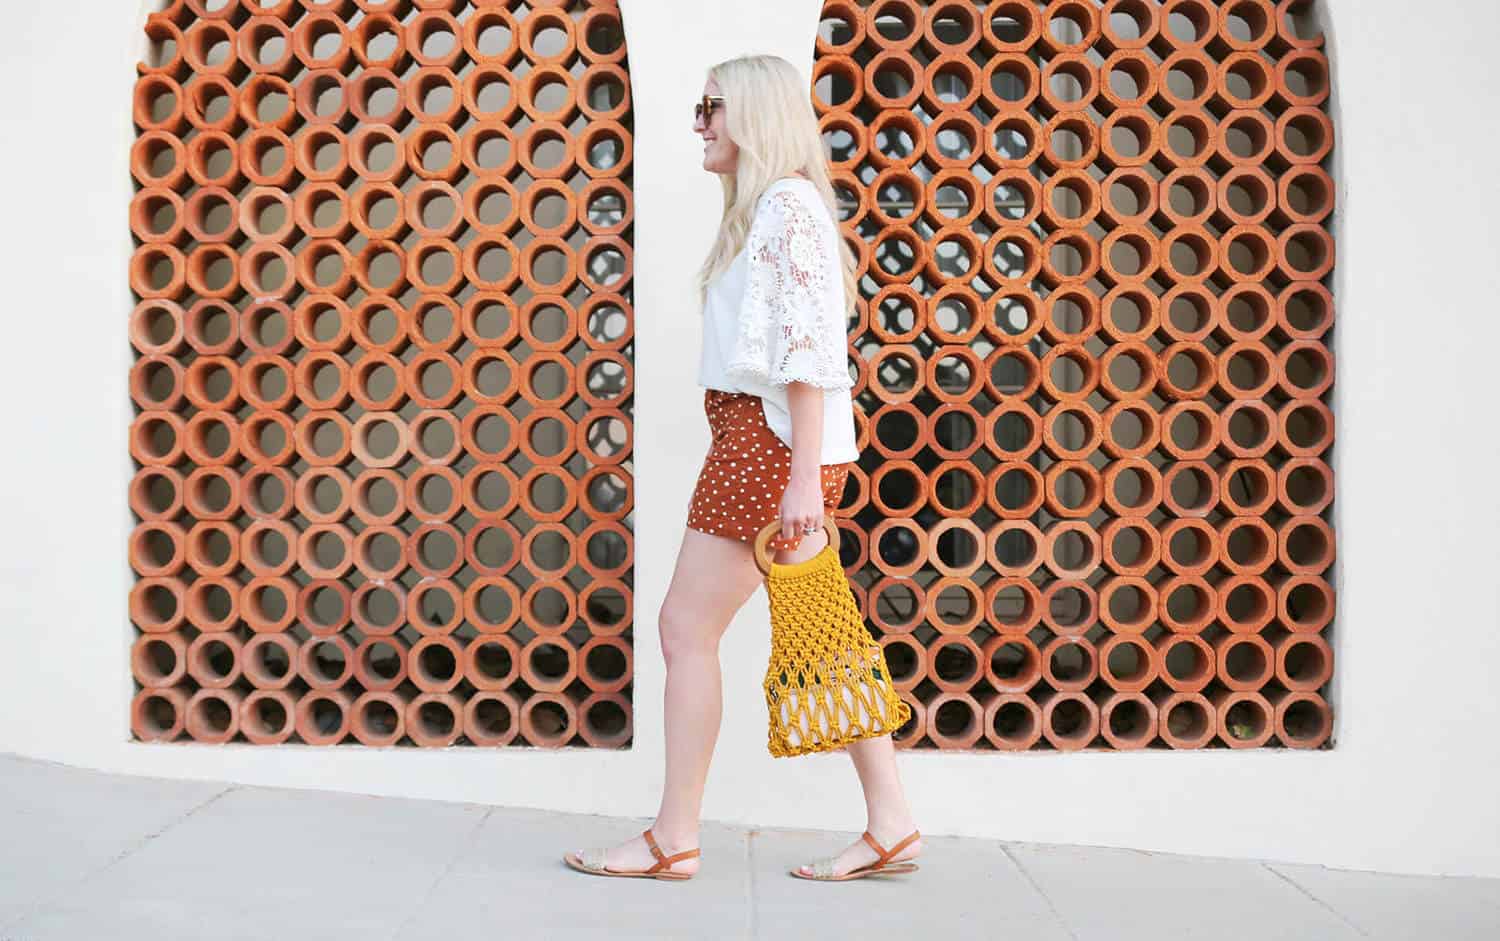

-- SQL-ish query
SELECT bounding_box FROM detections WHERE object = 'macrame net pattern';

[763,543,913,757]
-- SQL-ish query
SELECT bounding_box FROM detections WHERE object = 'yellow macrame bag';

[752,519,912,758]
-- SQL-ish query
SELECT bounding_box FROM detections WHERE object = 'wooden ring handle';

[752,517,841,579]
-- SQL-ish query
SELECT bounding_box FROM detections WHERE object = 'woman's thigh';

[660,526,765,647]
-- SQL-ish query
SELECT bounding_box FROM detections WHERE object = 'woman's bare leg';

[792,734,922,876]
[771,531,922,877]
[574,526,762,874]
[570,524,918,877]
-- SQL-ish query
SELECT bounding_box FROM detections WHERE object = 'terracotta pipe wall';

[130,0,1335,752]
[129,0,637,747]
[808,0,1335,751]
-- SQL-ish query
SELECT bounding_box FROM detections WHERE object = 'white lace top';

[697,177,860,464]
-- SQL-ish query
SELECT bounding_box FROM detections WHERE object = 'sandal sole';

[788,862,920,881]
[563,852,695,881]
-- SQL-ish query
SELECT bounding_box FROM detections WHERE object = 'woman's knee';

[658,602,715,664]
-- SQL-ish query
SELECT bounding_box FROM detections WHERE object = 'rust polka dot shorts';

[686,389,855,553]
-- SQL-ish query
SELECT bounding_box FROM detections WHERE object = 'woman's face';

[693,76,738,175]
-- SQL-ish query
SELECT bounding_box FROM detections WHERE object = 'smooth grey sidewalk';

[2,753,1496,941]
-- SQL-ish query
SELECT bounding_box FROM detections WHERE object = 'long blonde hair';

[693,54,859,321]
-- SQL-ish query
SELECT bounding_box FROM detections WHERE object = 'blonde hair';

[693,53,859,321]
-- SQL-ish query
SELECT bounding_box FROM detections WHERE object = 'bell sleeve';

[724,188,852,390]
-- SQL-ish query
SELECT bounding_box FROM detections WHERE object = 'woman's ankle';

[650,820,700,848]
[866,811,917,839]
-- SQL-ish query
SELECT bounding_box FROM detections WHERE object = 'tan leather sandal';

[789,829,921,881]
[563,827,700,881]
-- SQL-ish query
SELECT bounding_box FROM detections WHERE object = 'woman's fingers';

[778,480,825,546]
[780,512,822,543]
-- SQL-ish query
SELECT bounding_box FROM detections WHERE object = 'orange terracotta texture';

[128,0,635,747]
[814,0,1335,750]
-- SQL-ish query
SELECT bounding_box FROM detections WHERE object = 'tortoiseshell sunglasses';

[694,94,725,123]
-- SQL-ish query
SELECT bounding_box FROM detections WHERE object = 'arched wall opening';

[808,0,1338,752]
[125,0,639,750]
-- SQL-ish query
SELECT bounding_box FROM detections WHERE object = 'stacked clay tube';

[818,0,1335,750]
[129,1,636,747]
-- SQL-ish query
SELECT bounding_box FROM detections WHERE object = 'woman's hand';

[778,466,825,546]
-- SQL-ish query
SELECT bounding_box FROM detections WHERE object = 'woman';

[564,54,922,883]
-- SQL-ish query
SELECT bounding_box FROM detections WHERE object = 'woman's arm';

[723,186,849,547]
[779,380,826,544]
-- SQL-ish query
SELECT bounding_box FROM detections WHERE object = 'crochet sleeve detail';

[725,187,852,390]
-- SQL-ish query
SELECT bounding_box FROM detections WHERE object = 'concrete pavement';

[2,752,1496,940]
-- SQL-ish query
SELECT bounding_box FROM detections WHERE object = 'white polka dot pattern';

[687,389,853,553]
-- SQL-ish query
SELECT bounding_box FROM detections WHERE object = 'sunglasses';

[694,94,725,123]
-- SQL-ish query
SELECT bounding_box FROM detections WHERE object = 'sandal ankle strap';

[642,827,700,873]
[861,828,921,867]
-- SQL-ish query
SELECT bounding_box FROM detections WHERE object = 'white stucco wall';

[1,0,1497,879]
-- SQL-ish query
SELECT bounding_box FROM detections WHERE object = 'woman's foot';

[795,823,922,878]
[572,827,701,877]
